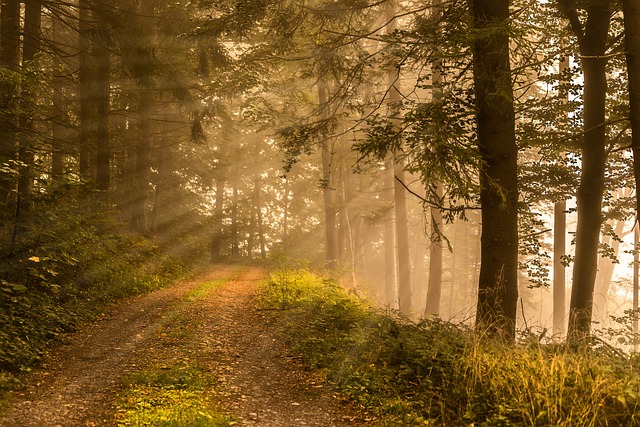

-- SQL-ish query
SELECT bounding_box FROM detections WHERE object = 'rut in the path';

[0,267,238,427]
[0,266,364,427]
[191,269,363,426]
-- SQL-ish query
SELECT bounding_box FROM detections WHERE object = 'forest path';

[0,266,364,426]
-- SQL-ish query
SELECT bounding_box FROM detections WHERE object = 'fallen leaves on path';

[0,266,365,427]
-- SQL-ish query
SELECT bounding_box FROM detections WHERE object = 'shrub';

[0,195,198,390]
[262,268,640,426]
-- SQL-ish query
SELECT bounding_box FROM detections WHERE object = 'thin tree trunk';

[394,161,413,315]
[624,0,640,219]
[563,1,611,342]
[634,222,639,349]
[319,79,338,269]
[553,52,570,337]
[424,0,444,319]
[211,179,225,262]
[283,176,289,248]
[231,184,239,259]
[78,0,95,180]
[94,15,110,193]
[622,0,640,348]
[384,159,397,307]
[51,16,66,182]
[426,183,444,317]
[553,200,567,335]
[387,0,412,315]
[472,0,519,341]
[131,91,152,233]
[0,0,21,207]
[17,0,42,212]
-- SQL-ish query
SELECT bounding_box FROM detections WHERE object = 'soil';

[0,266,367,426]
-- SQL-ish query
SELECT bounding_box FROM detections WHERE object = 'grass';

[183,279,226,302]
[260,267,640,426]
[115,362,231,427]
[114,272,234,426]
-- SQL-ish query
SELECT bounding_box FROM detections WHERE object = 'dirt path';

[0,266,365,426]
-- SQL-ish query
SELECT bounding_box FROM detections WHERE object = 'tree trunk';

[472,0,519,341]
[384,159,397,307]
[231,184,239,259]
[0,0,21,207]
[563,1,611,342]
[283,176,289,247]
[131,91,152,233]
[78,0,95,181]
[553,200,567,336]
[319,79,338,269]
[51,15,66,182]
[129,0,156,233]
[94,10,110,193]
[426,183,444,317]
[623,0,640,262]
[394,161,413,315]
[211,179,225,262]
[17,0,42,212]
[386,0,412,315]
[553,53,570,337]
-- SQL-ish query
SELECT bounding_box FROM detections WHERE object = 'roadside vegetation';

[0,202,208,392]
[260,267,640,426]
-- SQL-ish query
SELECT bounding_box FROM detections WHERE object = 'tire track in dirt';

[0,266,366,426]
[0,266,239,427]
[187,268,364,426]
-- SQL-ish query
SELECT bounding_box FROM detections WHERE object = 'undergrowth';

[0,200,205,391]
[260,268,640,426]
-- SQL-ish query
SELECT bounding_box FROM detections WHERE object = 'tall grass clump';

[261,268,640,426]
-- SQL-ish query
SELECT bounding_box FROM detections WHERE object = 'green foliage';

[264,269,640,426]
[116,362,231,427]
[0,187,196,390]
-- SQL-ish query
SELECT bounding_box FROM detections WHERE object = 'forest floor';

[0,266,366,426]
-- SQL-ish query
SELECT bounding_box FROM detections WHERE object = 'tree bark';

[51,15,67,182]
[231,184,239,258]
[130,0,156,233]
[424,0,444,318]
[623,0,640,256]
[426,183,444,317]
[386,0,412,315]
[623,0,640,347]
[553,53,570,337]
[394,162,413,315]
[553,200,567,335]
[319,79,338,269]
[561,0,611,342]
[17,0,42,212]
[0,0,21,207]
[94,10,110,193]
[472,0,519,341]
[211,179,225,261]
[384,158,397,307]
[78,0,96,181]
[131,91,152,233]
